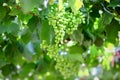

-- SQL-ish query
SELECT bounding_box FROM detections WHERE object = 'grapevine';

[42,2,85,79]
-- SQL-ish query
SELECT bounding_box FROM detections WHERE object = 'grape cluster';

[46,44,80,79]
[65,11,85,34]
[48,6,67,44]
[48,4,85,44]
[55,56,80,79]
[47,45,59,60]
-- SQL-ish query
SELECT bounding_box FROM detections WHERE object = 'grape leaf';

[21,28,32,44]
[58,0,63,11]
[27,16,39,32]
[20,0,40,13]
[1,64,16,76]
[90,44,98,56]
[0,23,19,34]
[19,63,35,78]
[106,19,120,44]
[68,45,84,54]
[67,54,84,62]
[108,0,120,8]
[40,20,55,45]
[49,0,54,5]
[0,6,7,20]
[105,0,110,3]
[68,0,83,13]
[98,12,113,32]
[0,24,7,34]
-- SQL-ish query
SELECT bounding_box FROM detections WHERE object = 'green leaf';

[1,64,16,76]
[67,54,84,62]
[20,0,40,13]
[0,23,19,34]
[0,6,7,21]
[98,12,113,32]
[0,52,6,68]
[68,0,83,13]
[108,0,120,8]
[58,0,63,11]
[32,41,42,56]
[40,20,55,45]
[68,45,84,54]
[9,7,20,16]
[18,12,32,23]
[27,16,39,32]
[106,19,120,44]
[70,30,84,45]
[7,23,19,34]
[0,24,7,34]
[90,44,98,56]
[49,0,54,5]
[21,28,32,44]
[19,63,35,78]
[45,72,57,80]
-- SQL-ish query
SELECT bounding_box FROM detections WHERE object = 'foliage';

[0,0,120,80]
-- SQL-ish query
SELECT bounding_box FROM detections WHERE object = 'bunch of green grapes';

[46,45,80,79]
[47,45,59,60]
[55,56,80,79]
[48,5,85,44]
[48,5,67,44]
[65,11,85,34]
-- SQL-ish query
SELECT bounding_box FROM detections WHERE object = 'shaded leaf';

[27,16,39,32]
[21,28,32,44]
[40,20,55,45]
[7,23,19,34]
[19,63,35,77]
[1,64,16,76]
[106,19,120,44]
[0,24,7,34]
[98,12,113,32]
[0,6,7,20]
[94,36,104,47]
[108,0,120,8]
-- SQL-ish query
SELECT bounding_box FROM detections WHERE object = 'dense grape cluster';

[65,11,85,34]
[55,56,80,79]
[48,5,67,44]
[48,4,85,44]
[45,44,80,79]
